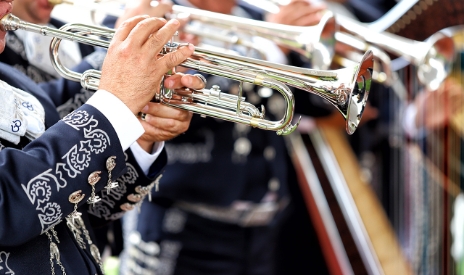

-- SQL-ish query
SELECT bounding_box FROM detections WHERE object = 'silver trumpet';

[0,13,374,135]
[48,0,337,70]
[168,6,337,70]
[335,15,455,91]
[245,0,455,90]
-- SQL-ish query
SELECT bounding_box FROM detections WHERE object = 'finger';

[141,102,192,120]
[163,73,184,89]
[293,11,325,26]
[145,19,180,48]
[181,74,206,90]
[156,43,195,73]
[112,15,150,42]
[164,73,205,90]
[126,17,168,47]
[141,112,192,139]
[287,6,326,26]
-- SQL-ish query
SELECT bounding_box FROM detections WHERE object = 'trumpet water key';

[0,13,374,135]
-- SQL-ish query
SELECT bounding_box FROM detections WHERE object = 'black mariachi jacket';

[0,63,166,274]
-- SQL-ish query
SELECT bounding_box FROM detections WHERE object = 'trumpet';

[0,13,373,135]
[336,14,455,91]
[48,0,336,70]
[244,0,455,90]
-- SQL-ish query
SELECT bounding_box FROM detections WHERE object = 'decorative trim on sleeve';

[21,110,111,233]
[87,152,140,221]
[0,251,14,274]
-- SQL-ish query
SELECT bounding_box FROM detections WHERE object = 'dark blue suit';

[0,62,166,275]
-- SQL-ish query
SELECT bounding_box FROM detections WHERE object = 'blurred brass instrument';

[48,0,336,70]
[168,5,336,70]
[1,13,373,135]
[336,14,455,91]
[245,0,455,90]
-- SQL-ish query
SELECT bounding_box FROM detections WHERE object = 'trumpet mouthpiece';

[0,14,20,32]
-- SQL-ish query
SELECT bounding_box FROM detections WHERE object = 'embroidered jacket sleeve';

[0,104,123,246]
[87,148,166,228]
[0,99,166,247]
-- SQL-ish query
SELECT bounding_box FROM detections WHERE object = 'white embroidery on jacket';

[21,110,110,233]
[0,251,15,274]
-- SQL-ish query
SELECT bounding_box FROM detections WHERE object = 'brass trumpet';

[0,13,373,135]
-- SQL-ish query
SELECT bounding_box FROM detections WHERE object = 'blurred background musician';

[0,0,108,119]
[402,46,464,274]
[265,1,401,275]
[369,2,464,274]
[324,1,464,274]
[1,0,99,83]
[101,1,342,275]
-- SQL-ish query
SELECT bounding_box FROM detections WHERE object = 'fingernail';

[188,43,195,51]
[142,105,149,112]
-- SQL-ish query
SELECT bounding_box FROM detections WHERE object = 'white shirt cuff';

[86,89,144,151]
[130,141,165,175]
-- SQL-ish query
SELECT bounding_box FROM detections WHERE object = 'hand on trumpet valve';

[98,15,195,115]
[136,73,206,151]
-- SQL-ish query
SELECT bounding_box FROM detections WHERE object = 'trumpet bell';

[345,50,373,134]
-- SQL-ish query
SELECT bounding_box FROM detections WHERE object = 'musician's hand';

[99,15,195,115]
[266,0,327,55]
[115,0,173,29]
[136,73,206,152]
[266,1,326,27]
[414,78,463,130]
